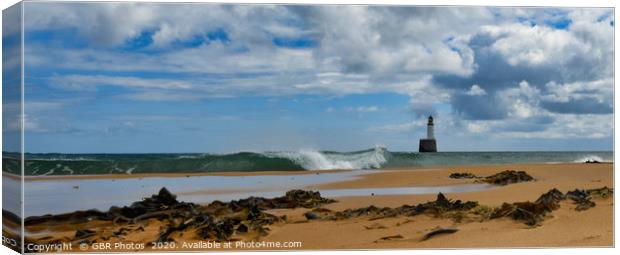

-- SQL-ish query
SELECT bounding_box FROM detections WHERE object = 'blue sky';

[8,3,614,153]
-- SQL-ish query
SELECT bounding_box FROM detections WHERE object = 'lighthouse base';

[419,139,437,152]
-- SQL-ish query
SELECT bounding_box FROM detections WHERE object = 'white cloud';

[368,121,424,133]
[483,17,612,81]
[466,122,490,134]
[543,79,612,104]
[486,24,576,66]
[50,74,194,91]
[122,91,205,102]
[466,84,487,96]
[23,5,496,98]
[346,106,381,113]
[498,81,540,118]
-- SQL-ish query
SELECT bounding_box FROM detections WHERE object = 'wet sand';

[12,162,615,251]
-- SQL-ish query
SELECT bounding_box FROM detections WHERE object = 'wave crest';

[265,147,388,170]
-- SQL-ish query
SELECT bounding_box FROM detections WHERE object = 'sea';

[2,147,613,176]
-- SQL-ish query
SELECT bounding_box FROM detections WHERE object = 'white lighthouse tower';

[427,115,434,139]
[419,115,437,152]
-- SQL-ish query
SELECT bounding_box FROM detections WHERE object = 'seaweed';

[480,170,534,186]
[25,188,336,245]
[449,172,479,179]
[421,227,458,241]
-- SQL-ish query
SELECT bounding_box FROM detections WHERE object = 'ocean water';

[2,147,613,176]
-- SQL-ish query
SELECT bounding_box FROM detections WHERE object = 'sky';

[4,3,614,153]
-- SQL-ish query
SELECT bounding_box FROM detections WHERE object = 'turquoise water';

[2,148,613,176]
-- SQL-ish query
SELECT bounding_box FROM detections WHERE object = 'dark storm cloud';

[542,98,613,114]
[450,93,508,120]
[438,33,560,86]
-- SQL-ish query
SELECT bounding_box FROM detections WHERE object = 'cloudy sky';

[10,3,614,153]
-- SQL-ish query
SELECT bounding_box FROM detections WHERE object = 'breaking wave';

[573,155,609,163]
[264,147,388,170]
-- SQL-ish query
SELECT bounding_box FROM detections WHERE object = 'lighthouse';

[427,115,434,139]
[419,115,437,152]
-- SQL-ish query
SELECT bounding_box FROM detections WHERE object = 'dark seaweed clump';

[491,187,613,226]
[304,192,479,221]
[480,170,534,185]
[448,172,479,179]
[302,186,613,228]
[24,188,336,247]
[449,170,534,186]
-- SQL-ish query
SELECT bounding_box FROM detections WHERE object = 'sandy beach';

[266,163,614,249]
[9,162,614,252]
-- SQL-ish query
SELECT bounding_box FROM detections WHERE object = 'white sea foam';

[265,146,387,170]
[574,155,607,163]
[61,166,74,175]
[32,157,98,161]
[41,169,55,176]
[125,166,137,174]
